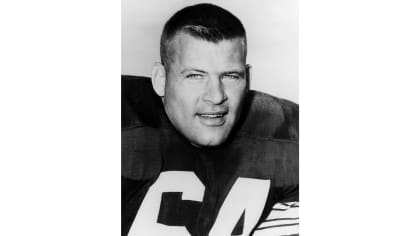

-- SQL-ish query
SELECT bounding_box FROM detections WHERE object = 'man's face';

[163,33,248,147]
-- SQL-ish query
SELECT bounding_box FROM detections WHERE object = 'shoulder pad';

[236,91,299,142]
[122,75,163,129]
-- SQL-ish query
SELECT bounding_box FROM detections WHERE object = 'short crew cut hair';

[160,3,247,68]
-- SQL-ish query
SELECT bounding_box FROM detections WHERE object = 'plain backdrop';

[122,0,298,103]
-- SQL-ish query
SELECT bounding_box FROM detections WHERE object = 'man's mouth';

[196,111,228,126]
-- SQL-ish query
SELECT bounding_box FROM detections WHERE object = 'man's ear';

[151,62,166,97]
[245,64,252,91]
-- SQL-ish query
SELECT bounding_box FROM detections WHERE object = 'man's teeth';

[199,114,224,118]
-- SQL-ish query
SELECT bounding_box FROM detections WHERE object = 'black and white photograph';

[3,0,420,235]
[122,1,299,235]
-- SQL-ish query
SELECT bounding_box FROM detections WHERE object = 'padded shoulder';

[237,90,299,142]
[122,75,163,129]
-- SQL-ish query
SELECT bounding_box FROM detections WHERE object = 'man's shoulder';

[122,75,163,129]
[237,90,299,142]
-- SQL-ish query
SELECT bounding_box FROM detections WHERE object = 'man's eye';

[186,74,203,79]
[223,74,241,80]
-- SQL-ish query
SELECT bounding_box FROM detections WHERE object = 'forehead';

[167,33,246,71]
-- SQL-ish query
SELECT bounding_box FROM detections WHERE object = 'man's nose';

[202,77,227,105]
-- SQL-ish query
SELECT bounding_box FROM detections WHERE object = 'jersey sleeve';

[254,202,299,236]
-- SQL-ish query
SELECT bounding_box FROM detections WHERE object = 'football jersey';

[122,76,299,236]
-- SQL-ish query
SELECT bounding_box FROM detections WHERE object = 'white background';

[1,0,420,235]
[122,0,298,103]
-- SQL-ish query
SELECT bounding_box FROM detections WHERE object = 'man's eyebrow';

[180,68,207,74]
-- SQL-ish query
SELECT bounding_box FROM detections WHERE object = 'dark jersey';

[122,75,299,236]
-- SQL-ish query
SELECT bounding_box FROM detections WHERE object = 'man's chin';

[185,123,233,147]
[189,135,227,148]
